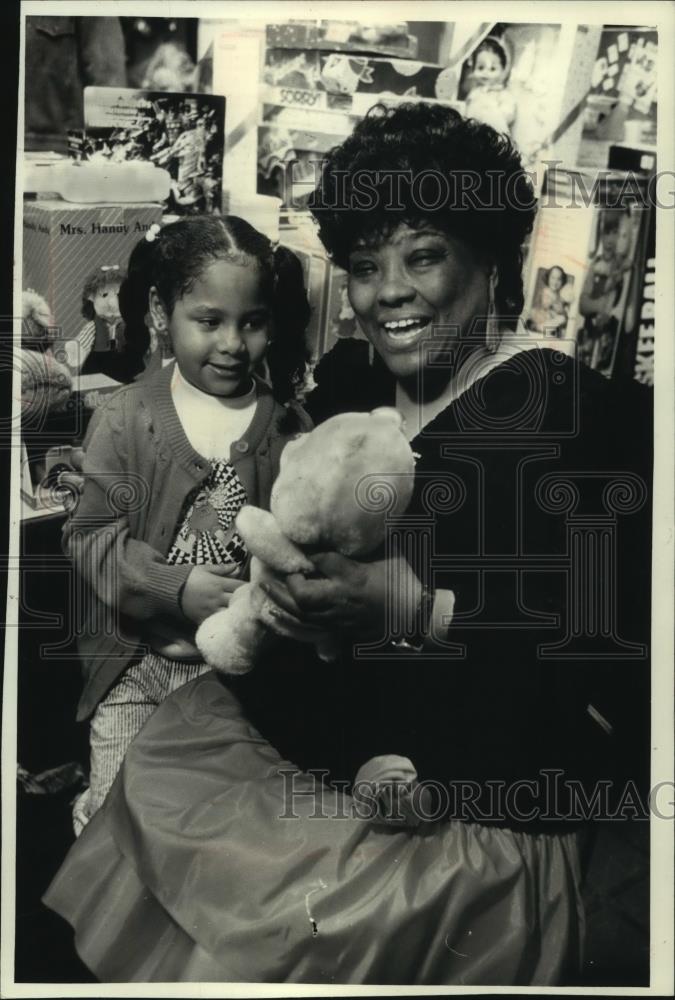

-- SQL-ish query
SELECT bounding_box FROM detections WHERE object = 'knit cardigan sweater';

[66,362,311,720]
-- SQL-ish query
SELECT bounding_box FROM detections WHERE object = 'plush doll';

[21,289,73,421]
[465,36,517,136]
[196,406,429,826]
[196,406,415,673]
[63,266,126,377]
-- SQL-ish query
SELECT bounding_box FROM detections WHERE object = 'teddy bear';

[195,405,430,826]
[196,406,415,674]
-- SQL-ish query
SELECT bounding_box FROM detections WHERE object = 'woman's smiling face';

[347,223,490,383]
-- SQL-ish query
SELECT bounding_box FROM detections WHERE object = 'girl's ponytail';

[266,244,311,404]
[117,233,158,371]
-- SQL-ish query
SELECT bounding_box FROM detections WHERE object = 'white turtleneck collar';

[171,364,258,461]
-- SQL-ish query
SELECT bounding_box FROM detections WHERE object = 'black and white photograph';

[2,1,673,995]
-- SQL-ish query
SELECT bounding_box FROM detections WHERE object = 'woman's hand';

[180,566,245,625]
[261,552,423,638]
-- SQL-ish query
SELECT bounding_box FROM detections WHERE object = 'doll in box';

[527,265,573,337]
[579,210,634,344]
[465,36,516,136]
[63,265,132,382]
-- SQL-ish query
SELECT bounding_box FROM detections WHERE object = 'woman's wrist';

[391,582,434,652]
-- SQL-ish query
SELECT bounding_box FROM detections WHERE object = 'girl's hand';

[180,566,245,625]
[57,448,86,512]
[261,552,423,638]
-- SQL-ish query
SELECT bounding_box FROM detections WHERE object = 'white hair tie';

[145,223,162,243]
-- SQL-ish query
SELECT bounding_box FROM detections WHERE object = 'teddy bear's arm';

[236,505,314,575]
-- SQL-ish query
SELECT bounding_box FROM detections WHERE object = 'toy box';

[266,20,418,58]
[456,23,601,174]
[82,87,226,216]
[579,27,658,169]
[280,240,330,362]
[264,49,455,102]
[320,54,454,100]
[523,167,649,380]
[261,101,360,135]
[257,127,324,208]
[22,200,163,342]
[321,264,368,357]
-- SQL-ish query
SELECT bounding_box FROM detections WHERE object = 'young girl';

[67,215,311,831]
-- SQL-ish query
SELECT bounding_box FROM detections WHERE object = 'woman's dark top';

[231,339,652,829]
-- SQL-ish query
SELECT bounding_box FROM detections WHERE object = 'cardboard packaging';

[322,263,368,358]
[523,167,649,380]
[211,28,265,201]
[578,27,657,169]
[82,87,226,216]
[264,49,454,102]
[22,200,163,342]
[320,54,455,100]
[279,240,330,362]
[257,127,323,208]
[266,21,418,59]
[71,371,124,413]
[456,23,602,176]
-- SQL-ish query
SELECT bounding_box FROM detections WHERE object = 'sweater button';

[235,440,249,454]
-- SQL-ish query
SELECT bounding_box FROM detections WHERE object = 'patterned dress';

[167,458,248,573]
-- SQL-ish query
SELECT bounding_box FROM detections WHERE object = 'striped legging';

[76,653,212,833]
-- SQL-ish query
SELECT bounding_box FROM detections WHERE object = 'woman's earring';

[486,269,500,354]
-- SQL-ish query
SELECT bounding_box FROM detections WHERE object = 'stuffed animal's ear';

[370,406,405,431]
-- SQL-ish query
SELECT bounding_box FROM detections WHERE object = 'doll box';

[266,21,418,59]
[22,200,163,344]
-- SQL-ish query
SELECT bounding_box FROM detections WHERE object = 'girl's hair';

[310,102,536,326]
[545,265,567,287]
[81,266,125,320]
[118,215,311,403]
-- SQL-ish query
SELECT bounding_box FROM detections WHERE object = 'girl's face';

[547,268,564,292]
[347,223,489,384]
[155,256,271,398]
[473,49,504,85]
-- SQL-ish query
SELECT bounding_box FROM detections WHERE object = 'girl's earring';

[486,268,500,354]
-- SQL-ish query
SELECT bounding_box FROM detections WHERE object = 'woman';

[44,104,651,985]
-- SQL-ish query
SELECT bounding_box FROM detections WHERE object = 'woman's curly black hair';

[310,102,537,324]
[118,215,310,403]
